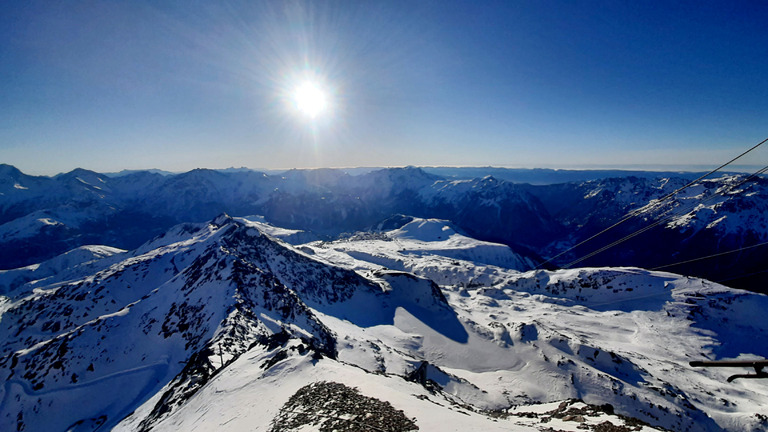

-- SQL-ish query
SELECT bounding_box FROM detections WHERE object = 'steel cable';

[537,137,768,269]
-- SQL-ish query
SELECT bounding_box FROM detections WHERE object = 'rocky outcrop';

[269,381,419,432]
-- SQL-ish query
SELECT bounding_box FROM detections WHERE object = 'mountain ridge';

[2,165,766,293]
[2,214,767,430]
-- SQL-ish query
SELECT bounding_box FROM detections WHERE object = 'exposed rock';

[269,381,418,432]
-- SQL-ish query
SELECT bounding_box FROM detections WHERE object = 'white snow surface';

[1,215,767,431]
[0,245,126,294]
[629,175,768,238]
[234,215,320,245]
[305,217,535,277]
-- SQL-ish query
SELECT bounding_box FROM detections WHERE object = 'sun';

[293,81,328,119]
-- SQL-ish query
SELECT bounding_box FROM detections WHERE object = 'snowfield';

[1,215,767,431]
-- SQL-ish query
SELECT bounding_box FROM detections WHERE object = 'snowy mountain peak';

[1,213,768,431]
[480,174,498,184]
[3,164,766,291]
[0,216,373,430]
[211,213,234,227]
[390,217,462,241]
[54,167,107,183]
[0,244,125,294]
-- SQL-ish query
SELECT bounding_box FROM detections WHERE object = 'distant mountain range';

[2,164,767,292]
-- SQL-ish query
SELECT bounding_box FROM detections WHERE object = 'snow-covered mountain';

[2,215,767,431]
[0,244,125,294]
[306,216,535,282]
[0,165,552,269]
[531,175,768,290]
[2,164,767,292]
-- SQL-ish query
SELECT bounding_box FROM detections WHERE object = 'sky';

[1,0,767,175]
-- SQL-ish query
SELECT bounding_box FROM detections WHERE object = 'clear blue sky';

[2,0,767,175]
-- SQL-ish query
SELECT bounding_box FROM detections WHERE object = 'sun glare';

[293,81,328,118]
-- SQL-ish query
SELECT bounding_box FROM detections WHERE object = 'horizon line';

[4,162,766,178]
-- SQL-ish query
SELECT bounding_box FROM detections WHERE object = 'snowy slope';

[303,217,534,277]
[534,174,768,291]
[130,217,768,431]
[637,174,768,238]
[2,216,768,431]
[533,174,768,241]
[0,215,356,431]
[0,245,125,294]
[117,349,663,432]
[234,215,320,245]
[242,224,768,431]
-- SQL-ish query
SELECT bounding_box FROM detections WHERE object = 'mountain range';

[2,164,766,292]
[1,213,767,431]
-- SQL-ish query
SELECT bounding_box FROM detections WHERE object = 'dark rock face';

[269,381,419,432]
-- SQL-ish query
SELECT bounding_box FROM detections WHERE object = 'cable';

[651,240,768,270]
[537,137,768,269]
[562,163,768,268]
[646,137,768,207]
[717,268,768,284]
[563,217,665,268]
[564,166,767,268]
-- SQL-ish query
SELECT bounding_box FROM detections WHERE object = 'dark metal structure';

[690,360,768,382]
